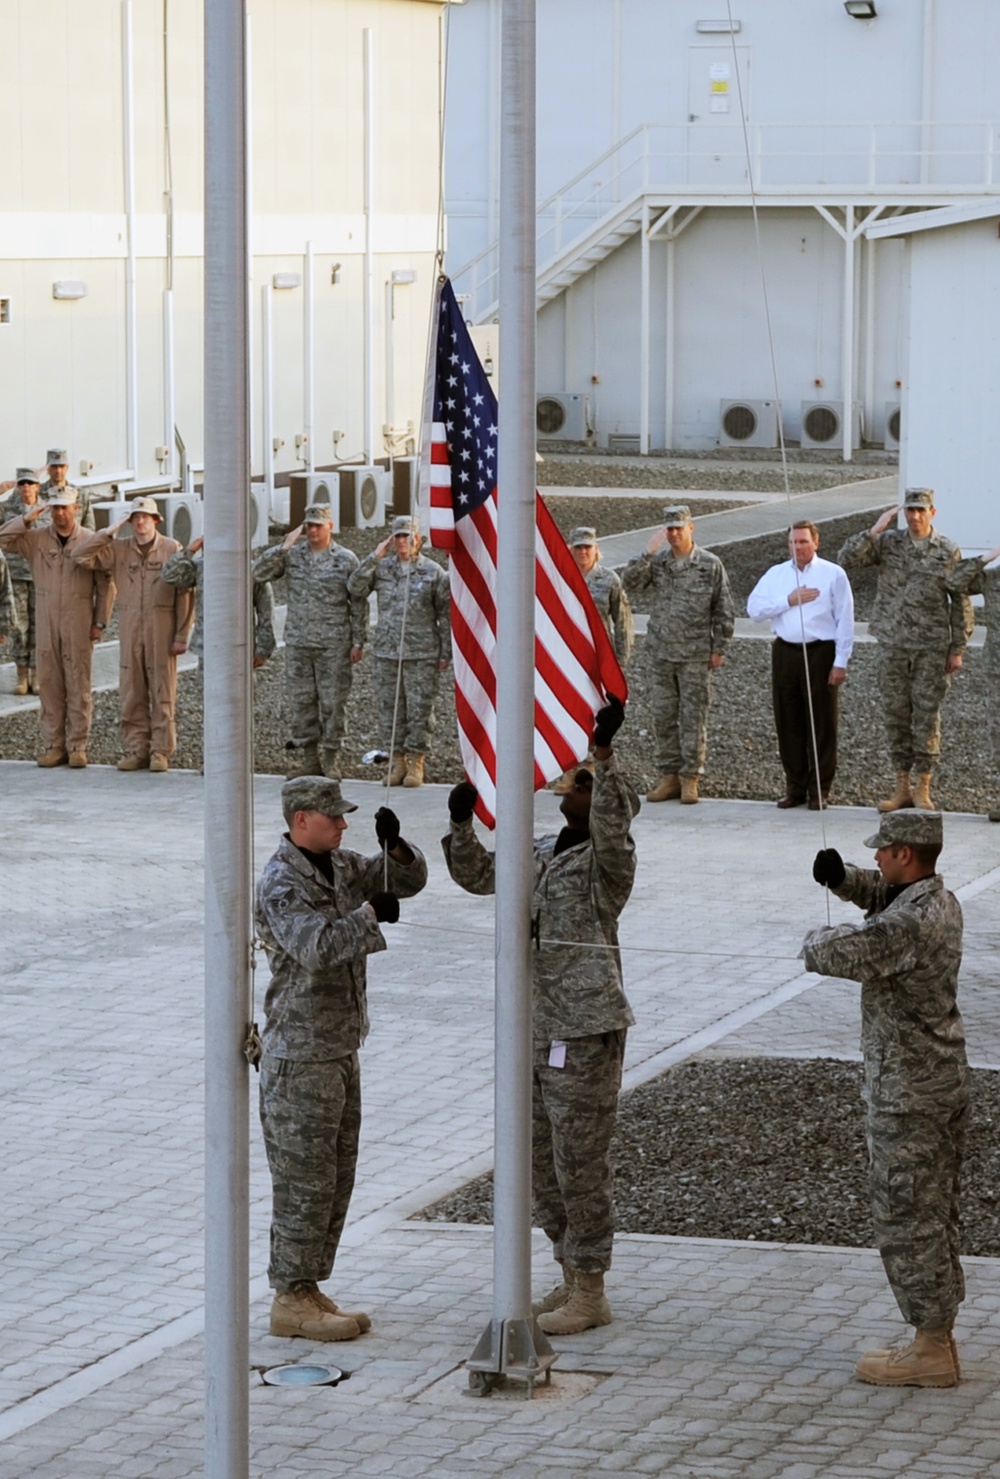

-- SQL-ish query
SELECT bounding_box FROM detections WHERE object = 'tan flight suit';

[0,516,113,754]
[73,528,194,759]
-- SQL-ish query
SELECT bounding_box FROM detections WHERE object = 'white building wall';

[445,0,1000,452]
[899,217,1000,552]
[0,0,445,490]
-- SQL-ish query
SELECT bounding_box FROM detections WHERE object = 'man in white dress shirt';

[747,521,855,810]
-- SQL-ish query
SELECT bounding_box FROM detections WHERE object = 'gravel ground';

[537,450,895,493]
[414,1058,1000,1258]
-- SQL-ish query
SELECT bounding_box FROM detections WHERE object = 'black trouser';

[771,637,838,799]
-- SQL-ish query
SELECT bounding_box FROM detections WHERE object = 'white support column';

[639,201,650,455]
[304,240,314,472]
[122,0,138,476]
[664,231,676,453]
[841,204,855,464]
[163,289,175,484]
[363,28,376,465]
[261,282,274,503]
[863,233,876,439]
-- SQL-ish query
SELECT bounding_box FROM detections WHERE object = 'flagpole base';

[465,1317,556,1398]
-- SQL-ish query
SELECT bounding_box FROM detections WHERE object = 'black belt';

[775,636,835,650]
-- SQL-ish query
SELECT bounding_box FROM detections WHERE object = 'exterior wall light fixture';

[844,2,877,17]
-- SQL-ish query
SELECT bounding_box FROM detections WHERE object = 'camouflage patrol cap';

[16,467,40,484]
[863,811,943,849]
[569,526,598,546]
[303,504,332,525]
[47,487,79,507]
[391,515,415,536]
[129,496,162,520]
[903,487,935,509]
[662,505,693,527]
[282,776,358,819]
[46,449,68,466]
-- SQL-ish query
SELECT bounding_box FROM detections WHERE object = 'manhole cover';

[260,1362,343,1387]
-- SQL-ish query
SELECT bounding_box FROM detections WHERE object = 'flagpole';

[466,0,554,1396]
[204,0,252,1470]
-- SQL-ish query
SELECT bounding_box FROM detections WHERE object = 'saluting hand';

[870,506,901,537]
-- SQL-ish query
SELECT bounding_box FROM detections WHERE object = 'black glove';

[448,781,478,824]
[592,697,625,750]
[813,849,846,889]
[374,806,401,851]
[370,892,400,924]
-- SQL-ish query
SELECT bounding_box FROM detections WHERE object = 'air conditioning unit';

[288,472,341,531]
[91,500,133,539]
[536,393,589,441]
[800,400,863,450]
[153,493,204,547]
[391,457,419,516]
[718,399,780,449]
[884,402,901,451]
[248,484,271,545]
[338,465,389,529]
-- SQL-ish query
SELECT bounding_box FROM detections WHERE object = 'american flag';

[422,276,627,827]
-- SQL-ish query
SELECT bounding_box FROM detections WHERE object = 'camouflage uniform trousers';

[879,646,951,773]
[649,657,712,777]
[868,1101,967,1330]
[375,656,440,754]
[9,579,35,667]
[531,1029,626,1273]
[285,644,353,756]
[259,1052,362,1292]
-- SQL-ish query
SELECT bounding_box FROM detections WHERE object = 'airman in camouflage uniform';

[0,469,46,693]
[40,449,95,531]
[839,489,972,812]
[443,700,638,1335]
[161,537,277,669]
[349,515,450,788]
[804,811,967,1387]
[253,506,367,780]
[255,777,428,1341]
[622,504,734,805]
[944,541,1000,820]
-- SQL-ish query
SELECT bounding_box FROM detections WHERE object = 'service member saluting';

[804,811,968,1387]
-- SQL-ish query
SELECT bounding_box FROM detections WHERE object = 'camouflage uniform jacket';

[946,557,1000,671]
[255,833,428,1060]
[838,526,972,655]
[252,540,366,649]
[802,868,968,1114]
[0,551,15,637]
[161,548,277,662]
[40,480,95,530]
[442,754,638,1044]
[586,562,634,664]
[621,544,734,660]
[350,551,450,661]
[0,488,47,581]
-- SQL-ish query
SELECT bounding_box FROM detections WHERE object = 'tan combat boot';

[388,751,407,786]
[531,1267,574,1317]
[854,1326,957,1387]
[285,745,321,779]
[646,772,680,803]
[117,753,150,772]
[37,749,68,767]
[149,753,169,773]
[28,668,38,694]
[309,1285,372,1333]
[536,1270,611,1336]
[321,748,342,780]
[680,775,699,805]
[403,753,425,787]
[913,772,935,810]
[269,1288,361,1342]
[14,666,29,695]
[68,750,88,769]
[877,772,914,812]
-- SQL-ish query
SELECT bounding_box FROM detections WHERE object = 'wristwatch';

[94,623,107,630]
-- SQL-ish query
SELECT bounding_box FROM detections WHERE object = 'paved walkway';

[2,762,1000,1477]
